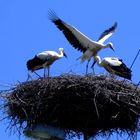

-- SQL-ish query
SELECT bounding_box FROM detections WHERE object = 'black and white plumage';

[27,48,67,78]
[97,22,117,44]
[94,56,132,80]
[49,11,117,74]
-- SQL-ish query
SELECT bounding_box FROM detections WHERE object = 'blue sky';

[0,0,140,139]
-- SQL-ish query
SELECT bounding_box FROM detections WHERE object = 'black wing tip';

[110,21,118,32]
[113,22,118,29]
[48,9,59,22]
[106,22,118,33]
[97,22,118,41]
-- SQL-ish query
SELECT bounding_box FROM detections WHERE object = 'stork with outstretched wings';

[49,10,117,74]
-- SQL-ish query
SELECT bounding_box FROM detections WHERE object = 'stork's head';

[59,48,67,58]
[106,42,114,51]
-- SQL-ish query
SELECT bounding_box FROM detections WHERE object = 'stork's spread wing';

[97,22,117,44]
[49,11,96,53]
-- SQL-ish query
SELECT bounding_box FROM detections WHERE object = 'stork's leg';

[27,71,41,81]
[86,60,90,75]
[44,67,47,77]
[47,66,50,77]
[34,71,41,78]
[26,71,33,81]
[91,60,96,75]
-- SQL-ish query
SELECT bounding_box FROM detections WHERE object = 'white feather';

[103,57,122,66]
[98,32,113,44]
[37,51,59,60]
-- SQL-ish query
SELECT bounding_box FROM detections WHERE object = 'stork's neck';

[95,56,102,67]
[58,51,64,58]
[104,44,110,48]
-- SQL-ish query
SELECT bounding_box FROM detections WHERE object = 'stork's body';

[26,48,67,79]
[49,11,117,74]
[94,56,132,80]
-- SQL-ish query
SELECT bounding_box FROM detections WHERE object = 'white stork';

[49,11,117,74]
[94,55,132,80]
[26,48,67,79]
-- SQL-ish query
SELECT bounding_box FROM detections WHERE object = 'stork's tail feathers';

[75,55,86,64]
[120,72,132,80]
[26,60,34,71]
[126,74,132,80]
[26,56,39,71]
[81,55,88,63]
[117,66,132,80]
[122,64,132,80]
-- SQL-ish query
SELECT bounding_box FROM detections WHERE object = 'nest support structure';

[2,74,140,138]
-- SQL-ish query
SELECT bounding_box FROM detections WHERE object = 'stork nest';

[1,74,140,138]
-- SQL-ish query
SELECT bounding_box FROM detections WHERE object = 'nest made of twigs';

[2,74,140,138]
